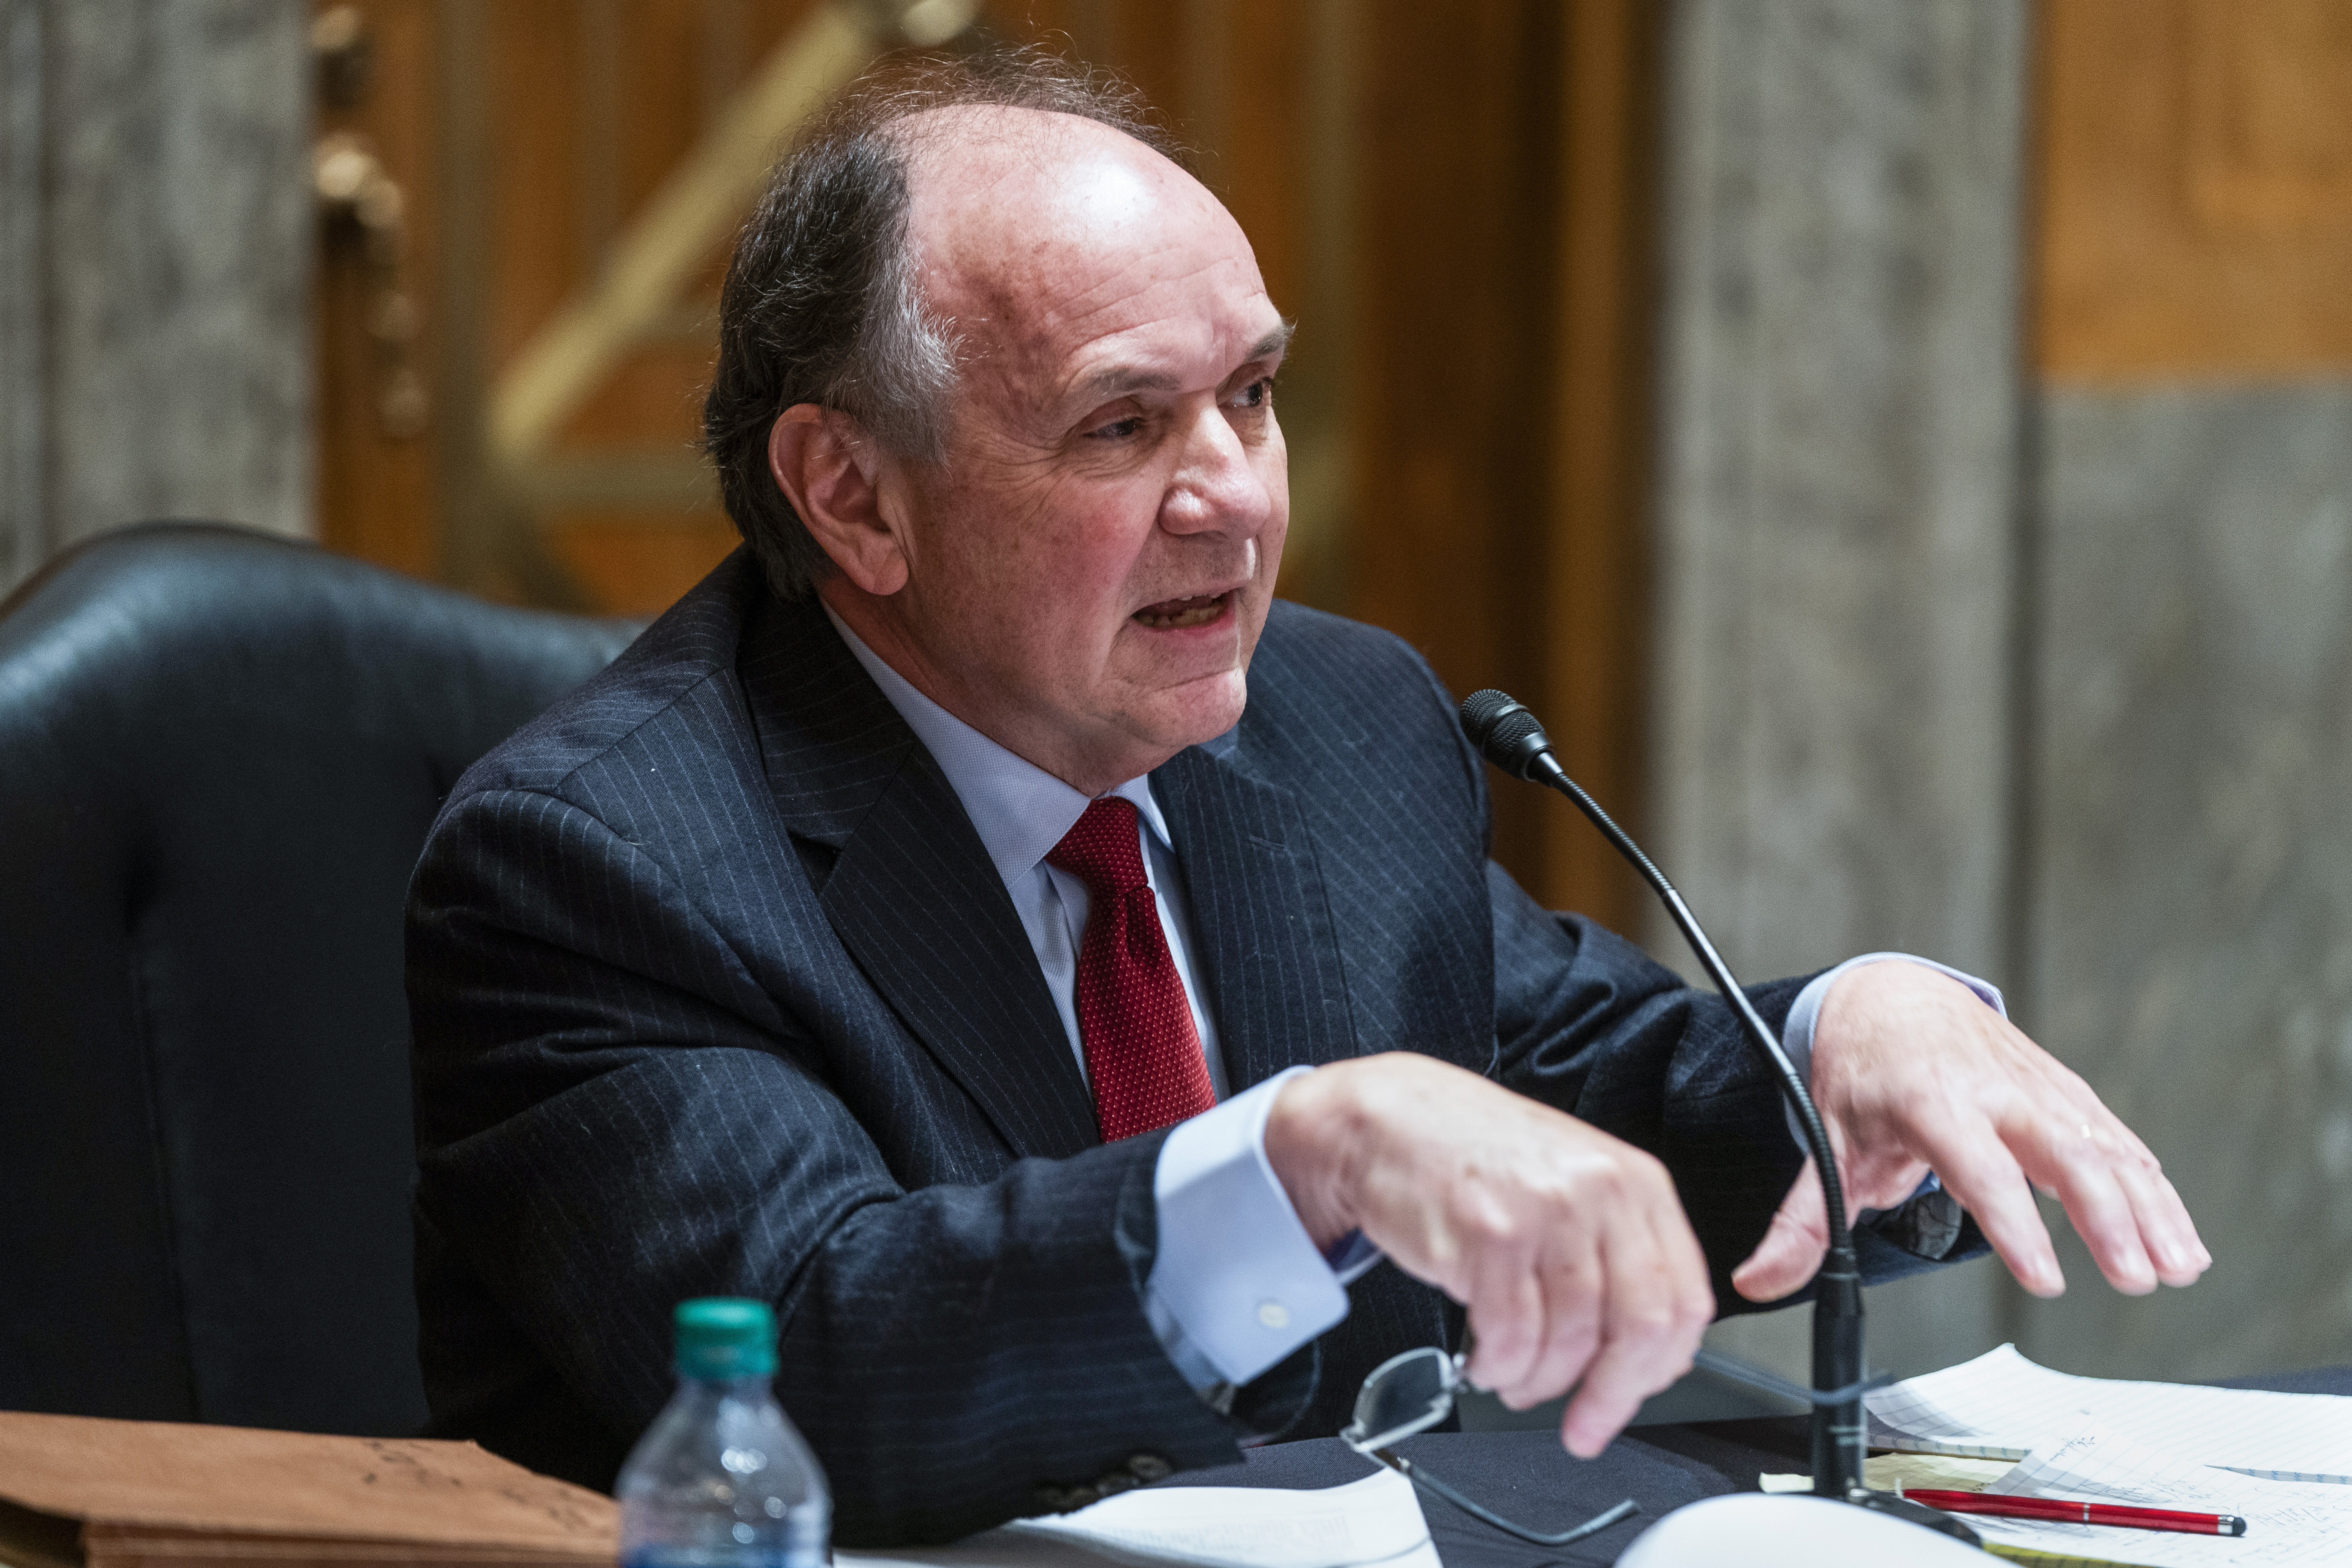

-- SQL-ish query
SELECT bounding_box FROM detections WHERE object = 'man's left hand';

[1730,962,2210,1303]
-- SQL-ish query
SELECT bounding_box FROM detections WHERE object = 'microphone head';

[1458,689,1555,780]
[1458,688,1516,749]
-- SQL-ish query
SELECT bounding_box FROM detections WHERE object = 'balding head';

[705,51,1189,603]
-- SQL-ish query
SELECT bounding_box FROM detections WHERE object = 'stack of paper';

[0,1411,617,1568]
[1861,1348,2352,1566]
[1866,1345,2352,1484]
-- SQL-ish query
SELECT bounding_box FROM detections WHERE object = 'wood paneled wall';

[315,0,441,581]
[2038,0,2352,381]
[309,0,1659,922]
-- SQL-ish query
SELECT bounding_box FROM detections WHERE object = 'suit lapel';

[1153,743,1361,1092]
[739,594,1097,1160]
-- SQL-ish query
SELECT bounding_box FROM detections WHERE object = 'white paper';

[1864,1345,2352,1484]
[1951,1423,2352,1566]
[1617,1494,1989,1567]
[838,1469,1437,1568]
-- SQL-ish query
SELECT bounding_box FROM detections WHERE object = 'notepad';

[1959,1422,2352,1567]
[839,1469,1439,1568]
[1864,1346,2352,1485]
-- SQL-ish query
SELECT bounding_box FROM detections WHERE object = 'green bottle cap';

[673,1297,778,1380]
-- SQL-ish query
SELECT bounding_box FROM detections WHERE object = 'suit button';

[1127,1453,1173,1482]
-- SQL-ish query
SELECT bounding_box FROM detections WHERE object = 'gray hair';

[702,47,1186,601]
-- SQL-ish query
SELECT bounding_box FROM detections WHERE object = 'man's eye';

[1085,415,1145,441]
[1230,377,1274,410]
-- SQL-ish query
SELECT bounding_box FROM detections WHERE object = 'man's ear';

[766,404,909,596]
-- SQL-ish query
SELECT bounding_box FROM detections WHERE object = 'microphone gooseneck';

[1459,689,1868,1503]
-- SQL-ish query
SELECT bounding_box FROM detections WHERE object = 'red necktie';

[1047,798,1217,1141]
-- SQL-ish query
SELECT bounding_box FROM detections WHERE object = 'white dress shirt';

[822,607,1994,1400]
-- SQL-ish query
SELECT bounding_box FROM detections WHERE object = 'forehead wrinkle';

[962,211,1244,336]
[1038,249,1284,371]
[1063,318,1293,407]
[953,251,1269,408]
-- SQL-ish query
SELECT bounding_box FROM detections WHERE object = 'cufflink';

[1031,1454,1175,1514]
[1031,1482,1095,1513]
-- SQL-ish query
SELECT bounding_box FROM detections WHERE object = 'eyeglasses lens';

[1344,1347,1457,1450]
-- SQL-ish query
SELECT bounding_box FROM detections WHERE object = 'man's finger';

[2112,1158,2209,1286]
[2015,1112,2158,1295]
[1909,1115,2065,1297]
[2082,1115,2209,1286]
[1514,1233,1605,1412]
[1730,1159,1829,1302]
[1651,1185,1718,1329]
[1559,1220,1702,1459]
[1463,1247,1550,1400]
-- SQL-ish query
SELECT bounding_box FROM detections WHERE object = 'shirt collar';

[823,604,1174,889]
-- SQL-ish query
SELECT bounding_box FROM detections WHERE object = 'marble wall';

[2018,382,2352,1380]
[1651,0,2352,1393]
[1651,0,2027,987]
[1651,0,2027,1380]
[1,2,39,587]
[0,0,312,595]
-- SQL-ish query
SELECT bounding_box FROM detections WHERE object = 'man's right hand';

[1264,1054,1713,1458]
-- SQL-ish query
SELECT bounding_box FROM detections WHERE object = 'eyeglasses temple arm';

[1369,1448,1639,1548]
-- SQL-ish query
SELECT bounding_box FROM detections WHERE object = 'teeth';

[1135,594,1225,629]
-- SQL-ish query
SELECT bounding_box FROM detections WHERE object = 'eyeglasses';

[1339,1347,1639,1549]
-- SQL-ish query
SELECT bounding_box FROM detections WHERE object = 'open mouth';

[1132,592,1230,630]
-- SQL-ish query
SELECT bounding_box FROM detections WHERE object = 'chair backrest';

[0,523,641,1436]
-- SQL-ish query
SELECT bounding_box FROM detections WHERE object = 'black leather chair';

[0,523,641,1436]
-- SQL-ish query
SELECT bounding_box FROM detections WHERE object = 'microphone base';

[1808,1260,1867,1500]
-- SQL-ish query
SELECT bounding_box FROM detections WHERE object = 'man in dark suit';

[406,54,2207,1547]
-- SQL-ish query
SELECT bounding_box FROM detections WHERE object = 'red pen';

[1902,1489,2249,1537]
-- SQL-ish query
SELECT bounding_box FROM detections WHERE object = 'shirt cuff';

[1780,952,2008,1189]
[1144,1067,1356,1397]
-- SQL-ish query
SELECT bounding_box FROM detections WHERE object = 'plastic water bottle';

[616,1298,830,1568]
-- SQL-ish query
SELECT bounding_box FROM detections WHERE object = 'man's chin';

[1140,668,1250,753]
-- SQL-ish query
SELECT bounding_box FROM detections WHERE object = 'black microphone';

[1460,691,1973,1542]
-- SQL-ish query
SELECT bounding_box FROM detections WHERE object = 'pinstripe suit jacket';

[406,549,1833,1545]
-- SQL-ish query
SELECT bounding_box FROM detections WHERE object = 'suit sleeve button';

[1127,1453,1173,1482]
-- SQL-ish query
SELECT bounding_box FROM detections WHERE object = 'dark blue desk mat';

[1151,1368,2352,1567]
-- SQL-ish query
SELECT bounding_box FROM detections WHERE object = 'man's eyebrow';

[1247,323,1296,362]
[1067,322,1297,405]
[1070,364,1183,403]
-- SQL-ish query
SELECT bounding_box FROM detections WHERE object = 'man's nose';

[1158,401,1277,537]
